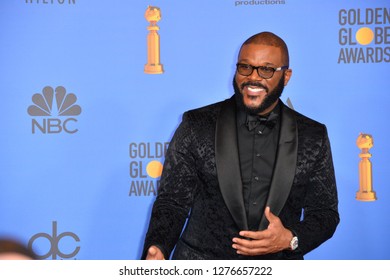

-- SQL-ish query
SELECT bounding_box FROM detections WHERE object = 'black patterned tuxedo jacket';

[142,96,339,260]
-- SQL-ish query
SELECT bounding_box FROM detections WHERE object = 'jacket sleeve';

[141,112,198,259]
[288,125,340,255]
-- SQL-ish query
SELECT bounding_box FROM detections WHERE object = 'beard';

[233,74,285,115]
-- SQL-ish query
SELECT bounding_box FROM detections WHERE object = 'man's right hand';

[145,246,165,260]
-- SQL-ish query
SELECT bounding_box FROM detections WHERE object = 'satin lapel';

[258,104,298,230]
[215,98,248,231]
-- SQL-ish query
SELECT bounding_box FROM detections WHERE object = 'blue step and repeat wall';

[0,0,389,260]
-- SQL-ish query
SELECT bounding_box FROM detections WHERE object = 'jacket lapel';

[215,98,248,231]
[258,103,298,230]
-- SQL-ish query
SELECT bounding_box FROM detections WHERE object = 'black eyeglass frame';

[236,63,289,79]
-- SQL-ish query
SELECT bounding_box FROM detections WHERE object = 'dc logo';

[28,221,80,260]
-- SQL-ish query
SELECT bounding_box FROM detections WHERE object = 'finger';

[232,239,268,255]
[146,246,165,260]
[264,206,275,222]
[233,237,281,256]
[233,235,268,248]
[236,243,279,256]
[233,237,252,247]
[238,230,268,240]
[148,246,157,256]
[265,207,283,228]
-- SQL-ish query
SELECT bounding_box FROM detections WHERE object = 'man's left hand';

[232,206,293,256]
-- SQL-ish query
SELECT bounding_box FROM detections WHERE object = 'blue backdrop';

[1,0,389,260]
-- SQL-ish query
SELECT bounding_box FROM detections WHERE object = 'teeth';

[247,86,264,93]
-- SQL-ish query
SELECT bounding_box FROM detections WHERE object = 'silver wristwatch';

[290,236,299,250]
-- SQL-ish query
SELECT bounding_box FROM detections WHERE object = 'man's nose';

[249,68,264,80]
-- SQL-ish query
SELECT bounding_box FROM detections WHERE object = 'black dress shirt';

[236,103,281,230]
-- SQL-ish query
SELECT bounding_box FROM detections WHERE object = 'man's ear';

[284,69,292,86]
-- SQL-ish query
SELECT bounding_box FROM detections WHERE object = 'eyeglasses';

[236,63,289,79]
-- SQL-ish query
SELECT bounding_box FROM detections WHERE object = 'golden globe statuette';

[356,133,377,201]
[144,6,164,74]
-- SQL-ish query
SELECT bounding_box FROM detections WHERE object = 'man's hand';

[145,246,165,260]
[232,206,293,256]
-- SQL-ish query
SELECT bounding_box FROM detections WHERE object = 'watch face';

[290,236,298,250]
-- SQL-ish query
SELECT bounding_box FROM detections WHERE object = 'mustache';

[240,81,268,92]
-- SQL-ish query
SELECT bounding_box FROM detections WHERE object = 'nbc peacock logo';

[27,86,81,134]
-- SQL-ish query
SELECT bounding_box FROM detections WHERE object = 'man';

[142,31,339,260]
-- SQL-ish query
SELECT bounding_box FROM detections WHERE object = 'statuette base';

[356,191,377,201]
[144,64,164,74]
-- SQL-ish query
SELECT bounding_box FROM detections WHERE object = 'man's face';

[234,43,292,115]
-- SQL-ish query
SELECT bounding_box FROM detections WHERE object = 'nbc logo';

[28,86,81,134]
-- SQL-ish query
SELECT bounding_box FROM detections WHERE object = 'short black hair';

[240,31,289,66]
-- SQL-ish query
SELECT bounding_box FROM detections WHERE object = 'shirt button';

[257,130,263,135]
[252,202,257,205]
[256,153,261,157]
[254,176,259,181]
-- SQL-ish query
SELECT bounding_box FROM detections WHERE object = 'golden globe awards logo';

[338,7,390,63]
[28,86,81,134]
[129,142,169,196]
